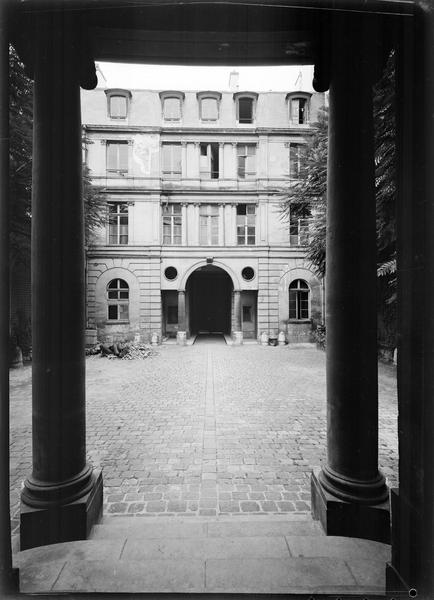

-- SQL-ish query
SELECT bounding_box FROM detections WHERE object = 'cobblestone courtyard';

[9,344,398,533]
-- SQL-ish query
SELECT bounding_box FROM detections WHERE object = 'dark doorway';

[187,266,232,335]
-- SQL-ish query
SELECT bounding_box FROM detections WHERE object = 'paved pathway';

[9,344,398,533]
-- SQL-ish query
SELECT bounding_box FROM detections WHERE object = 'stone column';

[177,290,187,345]
[181,203,188,246]
[218,143,224,179]
[386,6,434,596]
[311,14,389,543]
[0,4,17,594]
[219,204,225,246]
[20,12,103,551]
[232,291,243,345]
[181,142,187,180]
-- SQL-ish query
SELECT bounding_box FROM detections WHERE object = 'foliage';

[279,107,328,277]
[83,162,107,245]
[280,54,397,347]
[9,46,107,256]
[280,54,397,286]
[9,45,33,267]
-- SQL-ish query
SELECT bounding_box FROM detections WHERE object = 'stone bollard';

[151,333,159,346]
[260,331,269,346]
[232,331,243,345]
[278,331,286,346]
[177,331,187,346]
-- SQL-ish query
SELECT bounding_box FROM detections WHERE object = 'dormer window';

[197,91,222,121]
[286,92,311,125]
[105,89,131,119]
[234,92,258,124]
[159,91,185,121]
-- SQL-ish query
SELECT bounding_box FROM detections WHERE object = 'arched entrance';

[186,265,233,335]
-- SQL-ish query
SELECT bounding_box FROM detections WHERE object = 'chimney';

[229,70,239,92]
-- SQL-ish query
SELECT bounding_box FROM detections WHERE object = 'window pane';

[164,97,181,119]
[238,98,253,123]
[108,305,118,320]
[108,290,118,299]
[119,304,129,320]
[107,143,118,170]
[247,205,256,214]
[201,98,218,120]
[110,96,127,118]
[237,205,246,215]
[247,236,255,245]
[119,291,129,299]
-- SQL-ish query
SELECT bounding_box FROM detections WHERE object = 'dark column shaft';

[21,13,92,506]
[233,291,241,331]
[178,291,186,331]
[319,16,387,503]
[0,4,15,594]
[387,4,434,596]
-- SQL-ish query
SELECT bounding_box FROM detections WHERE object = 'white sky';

[97,63,315,93]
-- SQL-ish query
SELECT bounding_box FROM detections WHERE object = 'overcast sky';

[97,63,315,92]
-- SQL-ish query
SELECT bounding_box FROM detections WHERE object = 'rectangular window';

[236,204,256,245]
[163,97,181,120]
[162,144,182,178]
[199,204,219,245]
[109,96,127,119]
[107,142,129,174]
[201,97,218,121]
[108,203,129,245]
[238,98,253,123]
[200,143,219,179]
[237,144,256,179]
[289,217,310,246]
[289,143,304,179]
[162,204,182,245]
[167,305,178,324]
[290,98,308,125]
[289,289,309,319]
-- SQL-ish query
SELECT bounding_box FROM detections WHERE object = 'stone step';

[17,554,388,595]
[16,529,390,595]
[91,515,324,539]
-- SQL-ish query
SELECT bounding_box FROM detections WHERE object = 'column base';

[311,469,390,544]
[232,331,243,345]
[176,331,187,345]
[20,469,103,551]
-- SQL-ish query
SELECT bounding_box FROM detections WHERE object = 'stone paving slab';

[122,535,290,560]
[91,520,208,539]
[50,558,205,593]
[286,535,391,562]
[9,345,398,531]
[19,559,66,594]
[205,557,359,593]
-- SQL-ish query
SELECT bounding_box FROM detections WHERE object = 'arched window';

[289,279,310,320]
[107,279,129,321]
[105,89,132,119]
[234,92,258,124]
[159,91,185,121]
[197,91,222,121]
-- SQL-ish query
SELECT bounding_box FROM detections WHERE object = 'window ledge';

[106,320,130,324]
[288,319,311,324]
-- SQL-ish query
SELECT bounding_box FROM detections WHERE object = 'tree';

[280,54,397,349]
[9,45,33,267]
[9,45,107,354]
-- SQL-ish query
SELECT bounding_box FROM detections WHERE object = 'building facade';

[82,79,325,344]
